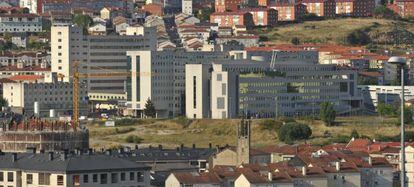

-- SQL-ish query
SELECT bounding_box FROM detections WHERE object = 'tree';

[377,103,395,117]
[320,102,336,126]
[350,129,360,138]
[291,37,300,45]
[397,106,413,124]
[278,123,312,144]
[346,30,371,46]
[373,5,398,19]
[72,14,93,32]
[144,99,156,118]
[0,98,8,109]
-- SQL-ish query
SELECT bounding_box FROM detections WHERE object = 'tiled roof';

[173,172,222,184]
[8,75,44,81]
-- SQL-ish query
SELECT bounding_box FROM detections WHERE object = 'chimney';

[158,144,163,150]
[267,172,273,181]
[48,152,54,161]
[368,157,372,165]
[335,162,341,171]
[302,167,307,176]
[11,153,17,162]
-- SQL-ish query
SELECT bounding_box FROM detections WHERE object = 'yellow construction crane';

[69,61,156,127]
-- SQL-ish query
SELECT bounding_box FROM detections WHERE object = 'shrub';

[260,119,283,131]
[320,102,336,126]
[278,123,312,143]
[125,135,143,144]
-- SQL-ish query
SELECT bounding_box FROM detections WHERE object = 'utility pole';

[274,96,278,120]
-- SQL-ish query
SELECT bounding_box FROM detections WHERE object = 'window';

[217,74,222,81]
[83,174,88,183]
[129,172,134,181]
[38,173,50,185]
[0,172,3,181]
[137,172,144,182]
[27,174,33,184]
[121,173,126,181]
[58,39,62,42]
[73,175,80,187]
[7,172,13,182]
[217,97,225,109]
[93,174,98,183]
[222,83,226,95]
[100,174,107,184]
[111,173,118,183]
[57,175,63,185]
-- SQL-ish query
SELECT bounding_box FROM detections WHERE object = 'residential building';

[88,23,107,35]
[0,51,50,67]
[245,7,278,26]
[210,11,254,28]
[11,35,28,48]
[301,0,336,17]
[142,3,164,16]
[19,0,42,13]
[2,73,88,117]
[405,145,414,187]
[270,2,307,21]
[335,0,375,17]
[50,24,156,101]
[182,0,193,15]
[165,172,222,187]
[388,0,414,18]
[0,151,151,187]
[0,64,51,79]
[0,14,42,33]
[215,0,243,12]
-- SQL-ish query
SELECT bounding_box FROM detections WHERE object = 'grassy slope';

[88,116,413,149]
[255,18,414,45]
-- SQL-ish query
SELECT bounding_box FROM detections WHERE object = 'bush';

[397,106,413,125]
[350,129,360,138]
[278,123,312,144]
[346,30,371,46]
[260,119,282,131]
[125,135,143,144]
[320,102,336,126]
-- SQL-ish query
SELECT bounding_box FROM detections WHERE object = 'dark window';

[0,172,3,181]
[27,174,33,184]
[137,172,144,182]
[129,172,134,181]
[100,174,107,184]
[93,174,98,183]
[57,175,63,185]
[83,174,88,183]
[7,172,13,182]
[111,173,118,183]
[193,76,196,108]
[121,173,126,181]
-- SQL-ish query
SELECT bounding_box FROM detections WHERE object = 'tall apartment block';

[51,25,156,101]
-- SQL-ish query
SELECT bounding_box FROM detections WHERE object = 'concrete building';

[0,151,151,187]
[50,24,156,101]
[182,0,193,15]
[358,85,414,111]
[0,14,42,33]
[270,3,307,21]
[2,74,88,117]
[335,0,375,17]
[19,0,41,13]
[245,7,278,26]
[210,11,254,28]
[301,0,336,17]
[239,62,362,117]
[215,0,243,12]
[126,50,231,118]
[0,51,50,67]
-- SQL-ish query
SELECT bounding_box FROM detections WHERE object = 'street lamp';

[388,56,407,187]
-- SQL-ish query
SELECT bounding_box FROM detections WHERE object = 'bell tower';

[237,117,251,165]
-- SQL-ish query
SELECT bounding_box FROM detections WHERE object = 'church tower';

[237,117,251,165]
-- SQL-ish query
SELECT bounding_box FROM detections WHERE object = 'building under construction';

[0,115,89,152]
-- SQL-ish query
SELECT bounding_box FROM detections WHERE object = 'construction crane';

[69,61,156,127]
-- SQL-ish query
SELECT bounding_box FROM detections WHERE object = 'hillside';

[87,116,413,149]
[255,18,414,49]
